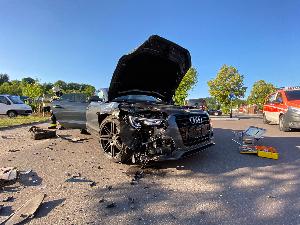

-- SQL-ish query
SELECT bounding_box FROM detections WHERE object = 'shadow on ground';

[88,127,300,225]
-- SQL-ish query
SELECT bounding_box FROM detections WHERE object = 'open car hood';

[108,35,191,103]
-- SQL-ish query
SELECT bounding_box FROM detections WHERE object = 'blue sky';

[0,0,299,98]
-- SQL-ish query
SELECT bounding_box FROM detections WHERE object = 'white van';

[0,95,32,117]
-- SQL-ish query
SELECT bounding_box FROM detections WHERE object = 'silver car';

[52,35,214,164]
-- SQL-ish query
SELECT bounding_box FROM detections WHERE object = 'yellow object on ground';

[256,146,279,160]
[240,145,279,160]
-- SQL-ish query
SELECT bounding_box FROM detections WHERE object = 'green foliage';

[247,80,276,109]
[54,80,67,90]
[42,82,54,94]
[174,67,198,105]
[81,85,96,97]
[22,83,43,99]
[233,98,247,107]
[0,73,9,85]
[0,115,48,128]
[0,81,23,95]
[204,97,220,110]
[207,65,246,114]
[22,77,35,84]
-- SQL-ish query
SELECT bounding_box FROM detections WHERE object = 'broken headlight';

[128,115,164,129]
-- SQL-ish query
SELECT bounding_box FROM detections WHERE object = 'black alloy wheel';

[99,116,131,163]
[279,114,290,132]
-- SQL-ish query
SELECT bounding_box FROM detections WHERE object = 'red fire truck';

[263,86,300,131]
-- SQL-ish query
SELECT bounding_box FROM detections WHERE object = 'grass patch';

[0,115,49,128]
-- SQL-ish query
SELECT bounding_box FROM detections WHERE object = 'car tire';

[99,115,132,163]
[7,111,17,118]
[279,114,290,132]
[262,113,270,124]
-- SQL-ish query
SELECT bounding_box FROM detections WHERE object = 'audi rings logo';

[189,116,202,124]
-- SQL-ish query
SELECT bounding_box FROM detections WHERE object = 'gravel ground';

[0,118,300,225]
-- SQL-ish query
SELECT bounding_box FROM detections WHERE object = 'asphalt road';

[0,117,299,225]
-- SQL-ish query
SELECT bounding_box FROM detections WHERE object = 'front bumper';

[152,115,214,161]
[285,110,300,129]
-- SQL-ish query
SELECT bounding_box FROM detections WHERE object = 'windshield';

[114,95,162,103]
[8,95,24,104]
[285,90,300,101]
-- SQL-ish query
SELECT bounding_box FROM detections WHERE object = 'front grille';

[25,110,32,114]
[175,114,211,146]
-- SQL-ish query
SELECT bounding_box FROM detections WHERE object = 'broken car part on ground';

[51,35,214,164]
[232,126,279,159]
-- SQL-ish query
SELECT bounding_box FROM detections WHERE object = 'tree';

[204,97,220,110]
[42,82,54,94]
[22,83,43,99]
[81,85,96,97]
[54,80,67,90]
[21,77,35,84]
[0,73,9,85]
[0,81,22,95]
[174,67,198,105]
[247,80,276,110]
[207,65,246,114]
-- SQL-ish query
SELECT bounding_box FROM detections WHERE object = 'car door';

[52,93,89,129]
[0,96,11,114]
[273,92,285,123]
[86,101,103,132]
[264,93,277,122]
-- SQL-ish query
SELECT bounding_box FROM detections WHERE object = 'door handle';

[53,105,63,109]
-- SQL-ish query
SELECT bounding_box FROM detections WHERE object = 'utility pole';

[229,92,234,118]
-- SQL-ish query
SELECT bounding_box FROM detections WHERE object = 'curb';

[211,117,240,121]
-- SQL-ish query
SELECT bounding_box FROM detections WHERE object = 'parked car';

[0,94,32,117]
[52,35,214,164]
[208,109,222,116]
[186,98,208,111]
[263,86,300,131]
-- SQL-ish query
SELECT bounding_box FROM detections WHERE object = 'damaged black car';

[52,35,214,164]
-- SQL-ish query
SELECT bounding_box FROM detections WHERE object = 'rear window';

[285,90,300,101]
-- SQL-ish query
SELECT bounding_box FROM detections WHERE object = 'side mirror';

[6,101,11,105]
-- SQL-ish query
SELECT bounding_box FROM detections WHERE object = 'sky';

[0,0,299,98]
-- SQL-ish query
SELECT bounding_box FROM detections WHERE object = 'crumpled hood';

[108,35,191,103]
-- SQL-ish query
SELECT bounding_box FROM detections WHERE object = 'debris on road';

[232,126,279,159]
[106,202,116,208]
[3,193,45,225]
[57,134,89,143]
[29,126,56,140]
[232,126,266,146]
[1,196,14,202]
[65,177,94,183]
[267,195,277,199]
[256,146,279,160]
[239,145,279,160]
[8,149,20,153]
[0,167,18,188]
[128,197,135,209]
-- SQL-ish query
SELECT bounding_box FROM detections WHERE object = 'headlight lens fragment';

[128,115,164,129]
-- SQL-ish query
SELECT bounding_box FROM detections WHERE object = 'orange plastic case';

[240,145,279,160]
